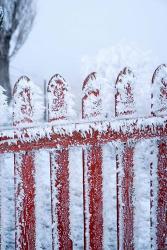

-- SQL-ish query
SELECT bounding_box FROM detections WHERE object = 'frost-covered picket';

[0,65,166,250]
[48,74,73,249]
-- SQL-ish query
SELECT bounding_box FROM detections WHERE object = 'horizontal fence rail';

[0,64,166,249]
[0,116,166,152]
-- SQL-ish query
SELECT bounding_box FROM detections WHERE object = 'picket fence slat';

[151,65,167,249]
[13,76,36,250]
[82,72,103,249]
[115,67,136,250]
[155,141,167,249]
[48,74,72,250]
[0,65,166,250]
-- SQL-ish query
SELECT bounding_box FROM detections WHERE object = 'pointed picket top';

[47,74,71,122]
[151,64,167,116]
[13,76,34,126]
[48,74,74,248]
[82,72,102,119]
[115,67,136,117]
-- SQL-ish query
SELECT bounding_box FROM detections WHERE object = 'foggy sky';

[11,0,167,90]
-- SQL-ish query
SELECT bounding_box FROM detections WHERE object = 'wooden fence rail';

[0,64,166,249]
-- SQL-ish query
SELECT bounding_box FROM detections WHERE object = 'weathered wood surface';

[0,116,166,153]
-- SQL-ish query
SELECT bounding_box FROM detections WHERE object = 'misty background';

[0,1,166,249]
[11,0,167,94]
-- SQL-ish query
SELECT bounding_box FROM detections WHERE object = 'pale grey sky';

[11,0,167,89]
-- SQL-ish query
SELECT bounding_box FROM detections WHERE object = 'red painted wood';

[50,149,72,250]
[0,67,166,250]
[13,76,33,126]
[116,145,135,250]
[47,74,68,122]
[151,65,167,249]
[156,141,167,249]
[47,74,72,249]
[150,150,154,249]
[15,152,36,249]
[115,68,136,249]
[87,145,103,249]
[0,117,166,153]
[82,72,103,249]
[13,76,36,249]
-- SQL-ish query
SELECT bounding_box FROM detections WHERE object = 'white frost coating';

[116,68,136,117]
[0,126,163,249]
[83,94,101,119]
[50,149,73,249]
[102,144,117,249]
[0,115,166,148]
[82,43,153,116]
[48,74,76,121]
[82,74,102,119]
[83,74,112,119]
[50,151,60,250]
[0,154,15,249]
[150,140,158,250]
[13,77,44,125]
[14,152,29,249]
[65,89,76,119]
[133,140,151,249]
[14,153,24,248]
[69,147,84,249]
[151,64,167,116]
[115,142,125,250]
[83,76,101,97]
[35,150,52,249]
[101,79,113,118]
[83,147,90,249]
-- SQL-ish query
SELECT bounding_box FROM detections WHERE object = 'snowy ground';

[0,139,158,250]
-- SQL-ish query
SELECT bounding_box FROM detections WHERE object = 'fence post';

[13,76,36,249]
[82,72,103,250]
[151,64,167,249]
[47,74,73,250]
[115,67,136,250]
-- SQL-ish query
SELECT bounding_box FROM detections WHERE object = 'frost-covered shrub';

[82,43,154,117]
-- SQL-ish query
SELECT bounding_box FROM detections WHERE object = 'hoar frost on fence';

[0,64,166,250]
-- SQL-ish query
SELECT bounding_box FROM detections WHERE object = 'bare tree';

[0,0,36,102]
[0,7,3,28]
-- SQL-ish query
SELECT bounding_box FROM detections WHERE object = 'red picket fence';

[0,65,167,249]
